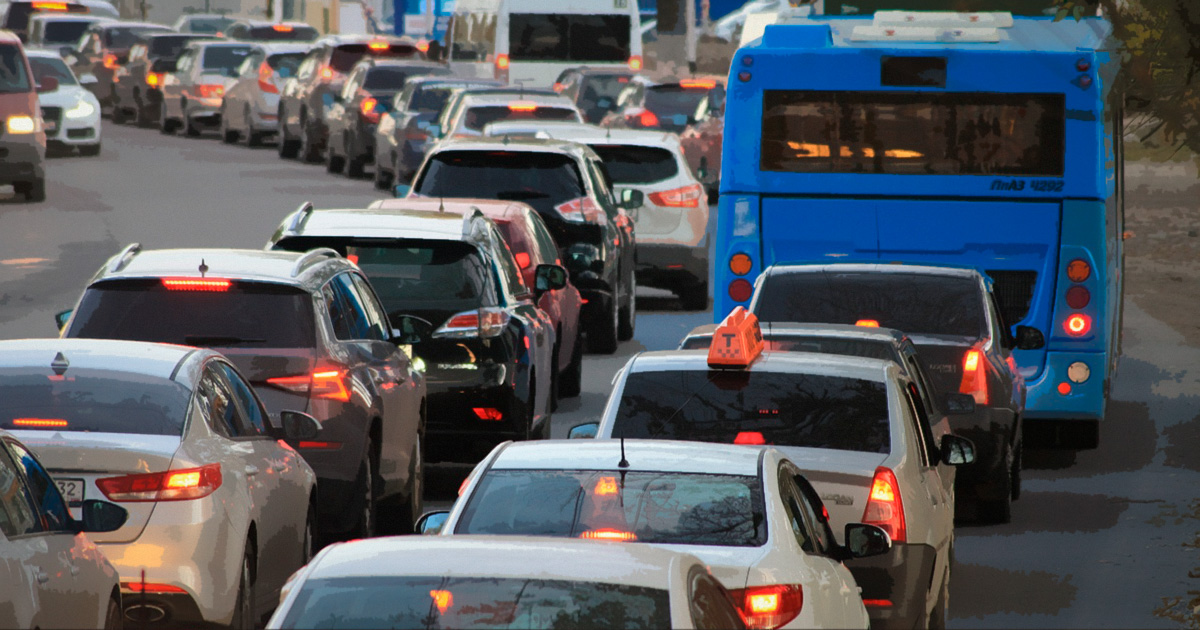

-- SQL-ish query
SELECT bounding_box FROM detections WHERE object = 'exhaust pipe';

[125,603,167,624]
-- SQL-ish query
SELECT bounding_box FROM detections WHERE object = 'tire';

[228,545,255,630]
[587,294,619,354]
[397,434,423,533]
[278,110,300,158]
[159,102,175,134]
[325,143,345,173]
[220,109,238,144]
[978,443,1013,524]
[79,143,101,157]
[1011,438,1023,500]
[373,161,393,190]
[558,331,583,398]
[245,107,263,147]
[103,596,121,630]
[111,103,128,125]
[299,115,322,163]
[618,274,636,341]
[350,448,376,539]
[23,178,46,203]
[678,281,709,311]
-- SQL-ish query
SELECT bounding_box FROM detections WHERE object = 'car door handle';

[36,570,50,584]
[245,465,260,477]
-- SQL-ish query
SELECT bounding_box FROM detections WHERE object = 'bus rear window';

[760,90,1065,177]
[509,14,631,62]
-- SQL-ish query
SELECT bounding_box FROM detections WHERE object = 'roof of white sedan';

[686,322,909,345]
[25,48,76,59]
[288,207,472,241]
[534,125,683,148]
[489,438,765,476]
[431,136,593,157]
[763,262,982,279]
[306,535,699,586]
[458,92,579,109]
[0,338,202,378]
[627,349,895,381]
[98,247,347,284]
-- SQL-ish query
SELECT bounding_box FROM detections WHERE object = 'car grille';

[986,269,1037,325]
[66,128,94,139]
[41,106,62,137]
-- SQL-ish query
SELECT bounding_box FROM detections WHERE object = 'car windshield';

[463,105,578,131]
[27,55,76,86]
[202,46,252,73]
[681,334,900,363]
[589,145,677,184]
[67,279,316,348]
[0,45,31,94]
[613,369,891,453]
[40,20,92,45]
[106,26,171,49]
[577,74,632,121]
[409,82,492,113]
[458,469,767,547]
[247,24,319,41]
[0,368,191,436]
[644,86,709,131]
[414,151,585,217]
[272,237,493,328]
[279,576,670,630]
[185,16,234,34]
[754,272,986,338]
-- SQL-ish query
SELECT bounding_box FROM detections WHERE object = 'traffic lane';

[0,123,386,340]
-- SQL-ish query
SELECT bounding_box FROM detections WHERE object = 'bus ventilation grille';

[986,270,1037,325]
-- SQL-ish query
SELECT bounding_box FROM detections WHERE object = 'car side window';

[327,274,375,340]
[7,442,70,533]
[321,282,353,340]
[528,212,563,264]
[690,571,745,630]
[348,273,392,341]
[901,384,935,467]
[902,350,939,416]
[777,468,814,553]
[0,444,43,537]
[196,368,243,438]
[214,362,268,435]
[792,474,836,556]
[489,228,529,298]
[585,158,619,219]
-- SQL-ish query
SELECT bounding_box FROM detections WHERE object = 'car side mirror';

[617,188,643,210]
[1015,325,1045,350]
[55,309,73,331]
[943,393,976,415]
[940,434,976,466]
[535,263,567,294]
[391,314,435,344]
[568,422,598,439]
[393,183,412,198]
[73,499,128,534]
[78,73,98,86]
[844,523,891,559]
[280,410,322,441]
[416,510,450,535]
[37,76,59,93]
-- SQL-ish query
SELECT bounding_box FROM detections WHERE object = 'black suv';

[58,246,428,538]
[268,203,562,462]
[277,35,422,163]
[402,137,640,353]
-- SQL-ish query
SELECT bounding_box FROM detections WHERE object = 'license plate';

[55,478,84,506]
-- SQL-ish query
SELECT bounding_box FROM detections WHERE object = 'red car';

[370,198,585,400]
[678,88,724,201]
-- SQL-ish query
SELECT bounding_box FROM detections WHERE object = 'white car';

[426,439,893,629]
[26,48,102,156]
[160,40,254,136]
[0,429,126,629]
[582,308,977,629]
[1,338,320,629]
[442,92,583,139]
[267,535,746,629]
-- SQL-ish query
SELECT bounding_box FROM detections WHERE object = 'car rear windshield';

[267,52,304,77]
[644,86,708,131]
[272,237,493,324]
[28,55,76,86]
[247,24,319,41]
[67,279,316,349]
[148,35,208,58]
[0,368,190,436]
[414,151,585,213]
[408,81,493,113]
[185,16,234,34]
[106,26,171,49]
[681,334,899,363]
[363,65,446,91]
[0,45,31,94]
[577,74,631,116]
[754,272,986,338]
[614,369,891,454]
[202,46,252,73]
[279,576,670,629]
[458,469,767,547]
[41,20,92,45]
[509,14,631,62]
[4,2,90,32]
[330,43,417,72]
[589,145,677,184]
[463,105,577,131]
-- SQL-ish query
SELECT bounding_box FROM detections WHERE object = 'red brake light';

[679,79,717,89]
[319,65,334,81]
[98,464,222,502]
[12,418,68,428]
[360,97,381,123]
[594,476,619,495]
[197,84,224,98]
[102,53,119,70]
[729,584,803,630]
[647,184,702,208]
[430,589,453,614]
[861,466,905,543]
[33,1,69,10]
[580,528,637,541]
[257,61,278,94]
[863,599,893,608]
[855,319,880,327]
[553,196,604,223]
[416,39,430,53]
[122,582,188,594]
[367,39,389,51]
[298,441,342,450]
[734,431,766,445]
[630,109,658,127]
[161,278,231,291]
[958,348,989,405]
[472,407,503,421]
[495,53,510,70]
[507,101,537,112]
[272,23,294,32]
[146,71,162,87]
[514,252,531,269]
[266,367,351,402]
[1064,313,1091,336]
[627,55,642,71]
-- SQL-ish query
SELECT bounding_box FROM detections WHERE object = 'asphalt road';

[1,124,1196,628]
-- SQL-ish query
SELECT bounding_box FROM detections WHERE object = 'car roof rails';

[290,248,340,277]
[107,242,142,273]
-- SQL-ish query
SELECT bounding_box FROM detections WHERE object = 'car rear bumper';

[636,242,708,289]
[949,406,1017,502]
[425,383,523,462]
[846,542,937,629]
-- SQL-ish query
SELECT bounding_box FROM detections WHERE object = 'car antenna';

[198,259,208,278]
[439,197,445,213]
[618,435,629,469]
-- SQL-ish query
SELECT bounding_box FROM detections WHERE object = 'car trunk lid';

[775,445,887,544]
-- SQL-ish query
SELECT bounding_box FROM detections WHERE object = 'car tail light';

[122,582,188,594]
[416,39,430,53]
[298,441,341,450]
[514,252,531,269]
[958,348,989,405]
[554,196,604,223]
[319,65,334,81]
[266,367,352,402]
[863,599,893,608]
[1064,313,1092,336]
[472,407,503,421]
[430,589,453,613]
[728,279,753,302]
[628,55,642,71]
[257,61,279,94]
[272,24,294,32]
[553,82,565,92]
[360,97,381,123]
[367,39,389,51]
[435,307,510,338]
[12,418,68,428]
[508,101,537,112]
[495,53,510,70]
[145,71,162,87]
[33,1,69,10]
[197,84,224,98]
[98,464,222,502]
[627,108,658,128]
[161,278,231,291]
[102,53,119,69]
[729,584,803,630]
[861,466,905,542]
[856,319,880,327]
[679,79,717,89]
[579,529,637,541]
[648,184,702,208]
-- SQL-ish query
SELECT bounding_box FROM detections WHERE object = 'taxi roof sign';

[708,306,765,368]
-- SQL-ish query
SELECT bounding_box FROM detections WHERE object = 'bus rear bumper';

[1022,350,1106,421]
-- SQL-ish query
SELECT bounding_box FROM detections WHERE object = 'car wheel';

[103,596,121,630]
[350,448,376,539]
[22,178,46,203]
[220,108,238,144]
[111,101,128,125]
[979,443,1013,524]
[244,106,263,147]
[325,142,345,173]
[618,274,636,341]
[559,331,584,398]
[278,109,300,158]
[299,115,322,163]
[79,143,101,157]
[588,294,619,354]
[159,102,175,134]
[373,161,393,190]
[228,544,255,630]
[678,281,709,311]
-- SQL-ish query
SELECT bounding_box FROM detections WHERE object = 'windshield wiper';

[183,335,266,346]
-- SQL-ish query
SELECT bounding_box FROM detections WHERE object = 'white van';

[446,0,642,89]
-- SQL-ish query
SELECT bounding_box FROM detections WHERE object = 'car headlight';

[6,115,36,134]
[65,98,96,119]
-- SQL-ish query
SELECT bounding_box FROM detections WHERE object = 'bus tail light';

[729,584,803,629]
[959,348,989,405]
[98,464,222,502]
[1064,313,1091,336]
[257,61,279,94]
[1066,259,1090,282]
[648,184,702,208]
[862,466,906,542]
[729,253,753,276]
[728,278,753,303]
[627,55,642,71]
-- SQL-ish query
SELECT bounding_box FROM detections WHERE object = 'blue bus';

[714,11,1123,438]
